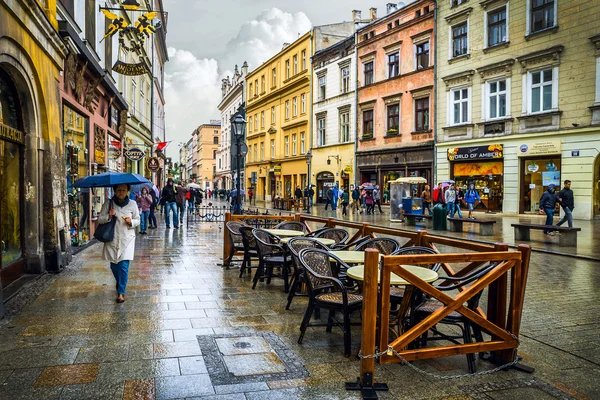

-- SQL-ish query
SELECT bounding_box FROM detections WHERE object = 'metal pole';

[236,137,241,214]
[307,161,311,212]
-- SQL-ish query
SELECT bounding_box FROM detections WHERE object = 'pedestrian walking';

[332,184,339,211]
[136,187,153,234]
[455,186,464,218]
[308,186,315,207]
[556,180,574,228]
[433,183,445,206]
[351,186,362,213]
[325,187,333,210]
[364,191,373,214]
[341,188,349,216]
[374,185,384,213]
[99,184,140,303]
[421,185,432,215]
[444,184,457,218]
[148,188,158,229]
[295,186,302,199]
[187,189,195,214]
[465,183,480,220]
[161,178,179,229]
[539,184,558,234]
[248,188,253,205]
[175,182,187,225]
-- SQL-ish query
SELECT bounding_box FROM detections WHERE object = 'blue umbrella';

[230,189,245,197]
[363,185,376,190]
[73,172,150,188]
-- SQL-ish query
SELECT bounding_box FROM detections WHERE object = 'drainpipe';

[353,30,359,188]
[432,1,438,185]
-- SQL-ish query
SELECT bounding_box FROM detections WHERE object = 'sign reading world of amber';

[112,61,150,76]
[0,123,24,144]
[447,144,503,161]
[124,147,145,161]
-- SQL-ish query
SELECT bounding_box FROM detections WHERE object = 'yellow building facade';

[435,0,600,219]
[195,122,221,191]
[245,33,312,201]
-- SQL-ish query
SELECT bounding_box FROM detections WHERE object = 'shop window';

[453,161,504,212]
[522,158,561,213]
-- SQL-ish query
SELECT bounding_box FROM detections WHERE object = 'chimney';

[282,42,291,50]
[241,61,248,76]
[234,64,239,76]
[386,3,398,14]
[352,10,362,22]
[369,7,377,20]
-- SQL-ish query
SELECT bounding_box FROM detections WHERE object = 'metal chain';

[358,333,520,380]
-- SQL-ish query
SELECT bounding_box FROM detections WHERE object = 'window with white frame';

[272,68,277,87]
[140,82,145,121]
[451,87,470,124]
[301,93,306,114]
[293,97,298,117]
[415,41,430,70]
[340,110,350,142]
[270,140,275,158]
[364,61,374,85]
[451,0,466,7]
[528,68,555,113]
[300,132,305,154]
[261,111,265,128]
[260,142,265,160]
[254,115,258,131]
[319,75,326,100]
[451,22,469,58]
[285,100,290,119]
[254,144,257,161]
[292,134,297,155]
[285,60,290,79]
[487,79,508,119]
[388,52,400,78]
[317,117,326,146]
[131,79,137,116]
[487,6,507,47]
[261,75,265,92]
[302,50,307,71]
[341,66,350,93]
[530,0,556,34]
[293,55,298,75]
[271,106,276,124]
[249,115,253,131]
[255,79,259,96]
[285,136,289,156]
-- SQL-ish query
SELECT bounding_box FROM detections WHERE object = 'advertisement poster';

[542,171,561,187]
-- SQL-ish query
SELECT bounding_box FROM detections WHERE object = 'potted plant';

[363,131,373,139]
[386,128,399,135]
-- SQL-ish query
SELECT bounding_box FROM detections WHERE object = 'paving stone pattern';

[0,213,598,399]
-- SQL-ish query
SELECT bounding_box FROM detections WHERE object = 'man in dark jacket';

[556,180,574,228]
[295,186,303,199]
[539,184,558,234]
[325,187,333,210]
[175,182,187,226]
[351,186,362,213]
[161,178,178,229]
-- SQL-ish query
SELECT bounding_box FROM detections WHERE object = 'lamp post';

[305,150,312,211]
[230,111,247,215]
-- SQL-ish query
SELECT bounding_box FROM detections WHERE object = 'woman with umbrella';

[98,184,140,303]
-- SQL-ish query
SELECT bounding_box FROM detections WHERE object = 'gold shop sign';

[112,61,151,76]
[343,165,353,174]
[0,123,24,144]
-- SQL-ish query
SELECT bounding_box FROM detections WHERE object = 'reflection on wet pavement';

[0,213,598,399]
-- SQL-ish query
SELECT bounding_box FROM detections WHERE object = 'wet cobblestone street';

[0,217,598,400]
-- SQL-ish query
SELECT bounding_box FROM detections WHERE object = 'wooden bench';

[448,217,496,236]
[511,223,581,247]
[404,213,432,228]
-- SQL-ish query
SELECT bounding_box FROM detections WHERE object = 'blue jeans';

[455,203,463,218]
[177,203,185,223]
[165,201,179,227]
[332,199,338,211]
[140,210,150,232]
[557,207,573,228]
[188,200,195,213]
[423,201,432,215]
[110,260,130,295]
[544,208,555,233]
[446,203,455,217]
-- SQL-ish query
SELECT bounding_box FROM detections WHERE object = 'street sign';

[572,150,580,157]
[232,142,248,157]
[147,157,160,172]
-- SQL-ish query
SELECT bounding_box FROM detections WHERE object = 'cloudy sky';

[163,0,389,157]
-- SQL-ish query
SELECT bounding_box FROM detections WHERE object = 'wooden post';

[346,249,388,397]
[487,243,508,359]
[416,230,427,247]
[222,212,232,264]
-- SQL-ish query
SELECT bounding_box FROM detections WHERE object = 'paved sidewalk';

[250,200,600,260]
[0,217,598,399]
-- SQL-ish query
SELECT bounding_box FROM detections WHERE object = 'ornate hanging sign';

[124,147,145,161]
[147,157,160,172]
[112,60,151,76]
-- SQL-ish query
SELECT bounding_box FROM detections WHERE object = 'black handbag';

[94,200,117,243]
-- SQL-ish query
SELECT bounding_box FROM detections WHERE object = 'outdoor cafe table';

[264,229,305,237]
[329,250,371,264]
[279,237,336,246]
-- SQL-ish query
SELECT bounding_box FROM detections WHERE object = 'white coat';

[98,198,140,263]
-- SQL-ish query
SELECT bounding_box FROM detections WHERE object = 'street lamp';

[230,111,247,215]
[305,150,312,211]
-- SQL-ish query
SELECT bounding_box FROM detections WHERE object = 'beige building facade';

[435,0,600,219]
[195,122,221,191]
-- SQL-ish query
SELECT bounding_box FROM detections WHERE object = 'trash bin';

[432,204,447,231]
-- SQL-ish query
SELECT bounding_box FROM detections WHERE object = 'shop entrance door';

[520,157,561,214]
[316,171,334,203]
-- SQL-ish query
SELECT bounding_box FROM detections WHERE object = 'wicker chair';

[225,221,247,266]
[238,226,260,278]
[304,227,329,238]
[275,221,307,233]
[314,228,349,245]
[355,238,401,255]
[388,246,441,301]
[330,236,371,250]
[298,248,362,357]
[252,229,293,292]
[285,237,329,310]
[412,262,498,373]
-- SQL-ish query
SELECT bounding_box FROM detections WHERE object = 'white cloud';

[164,8,312,158]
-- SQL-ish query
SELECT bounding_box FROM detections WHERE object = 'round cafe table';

[264,229,305,237]
[346,265,438,285]
[329,250,370,264]
[279,237,336,246]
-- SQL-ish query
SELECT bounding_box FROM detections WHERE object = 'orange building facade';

[356,1,435,198]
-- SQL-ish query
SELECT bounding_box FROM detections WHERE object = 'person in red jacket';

[432,183,445,205]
